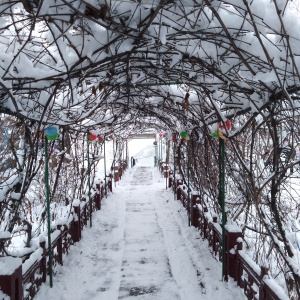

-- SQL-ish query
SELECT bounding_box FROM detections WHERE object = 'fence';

[0,171,117,300]
[166,167,289,300]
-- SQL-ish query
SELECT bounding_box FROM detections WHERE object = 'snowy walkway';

[35,163,245,300]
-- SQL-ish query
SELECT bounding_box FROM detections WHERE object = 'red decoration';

[225,120,232,130]
[89,133,97,141]
[218,120,232,130]
[97,135,104,143]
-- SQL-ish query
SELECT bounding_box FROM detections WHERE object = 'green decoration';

[212,131,220,138]
[46,133,58,141]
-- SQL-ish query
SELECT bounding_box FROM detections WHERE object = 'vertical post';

[113,137,116,188]
[159,137,162,161]
[87,138,92,227]
[187,140,190,226]
[166,139,168,190]
[44,137,53,287]
[221,138,226,281]
[154,141,157,167]
[173,135,176,201]
[104,134,107,198]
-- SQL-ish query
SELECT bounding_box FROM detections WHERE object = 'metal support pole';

[87,138,92,227]
[166,140,168,190]
[173,136,176,200]
[44,137,53,287]
[187,141,191,226]
[160,138,163,161]
[113,137,116,188]
[104,134,107,198]
[221,138,226,281]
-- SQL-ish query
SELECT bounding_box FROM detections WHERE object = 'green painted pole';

[166,139,168,190]
[104,134,107,198]
[113,137,116,188]
[173,136,176,201]
[160,138,162,161]
[187,141,191,226]
[221,138,226,281]
[87,138,92,227]
[44,137,53,287]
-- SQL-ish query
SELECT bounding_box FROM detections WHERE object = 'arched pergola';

[1,1,300,298]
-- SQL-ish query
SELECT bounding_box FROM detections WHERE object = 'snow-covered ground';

[35,141,245,300]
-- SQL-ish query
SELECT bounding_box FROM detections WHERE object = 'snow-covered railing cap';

[0,257,22,275]
[225,224,242,233]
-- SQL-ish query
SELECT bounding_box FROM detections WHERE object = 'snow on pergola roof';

[1,0,300,136]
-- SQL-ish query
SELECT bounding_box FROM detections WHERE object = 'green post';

[166,139,168,190]
[87,137,92,227]
[104,134,107,198]
[161,138,163,161]
[173,135,176,200]
[154,141,157,167]
[187,140,191,226]
[113,137,116,188]
[44,137,53,287]
[221,138,226,281]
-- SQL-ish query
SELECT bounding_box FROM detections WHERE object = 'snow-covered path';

[35,162,245,300]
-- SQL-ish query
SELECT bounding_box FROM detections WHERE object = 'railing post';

[225,225,243,281]
[83,200,87,225]
[203,206,208,239]
[0,257,23,300]
[190,194,198,227]
[40,239,47,283]
[259,266,268,300]
[57,225,63,265]
[106,175,112,193]
[176,180,181,201]
[95,184,101,210]
[234,239,243,284]
[212,216,218,256]
[72,201,81,242]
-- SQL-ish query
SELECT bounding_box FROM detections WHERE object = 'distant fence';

[159,163,289,300]
[0,161,127,300]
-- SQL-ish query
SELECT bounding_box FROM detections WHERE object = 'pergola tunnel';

[1,0,300,299]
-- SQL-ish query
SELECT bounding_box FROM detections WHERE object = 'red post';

[72,203,81,242]
[0,257,23,300]
[95,184,101,210]
[57,225,63,265]
[259,266,268,300]
[108,175,113,192]
[114,166,119,182]
[40,240,47,283]
[163,165,169,178]
[225,225,243,280]
[190,194,199,227]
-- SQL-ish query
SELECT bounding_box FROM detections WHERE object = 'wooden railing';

[165,167,289,300]
[0,169,118,300]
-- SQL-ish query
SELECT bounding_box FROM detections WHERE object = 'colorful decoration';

[88,132,97,141]
[45,126,58,141]
[97,135,104,143]
[212,119,232,140]
[212,131,220,139]
[218,120,232,131]
[180,131,189,140]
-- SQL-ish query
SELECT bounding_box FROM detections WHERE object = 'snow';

[225,224,242,233]
[0,257,22,275]
[34,143,246,300]
[0,231,10,239]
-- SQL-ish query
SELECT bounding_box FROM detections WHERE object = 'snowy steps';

[35,165,245,300]
[118,167,181,299]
